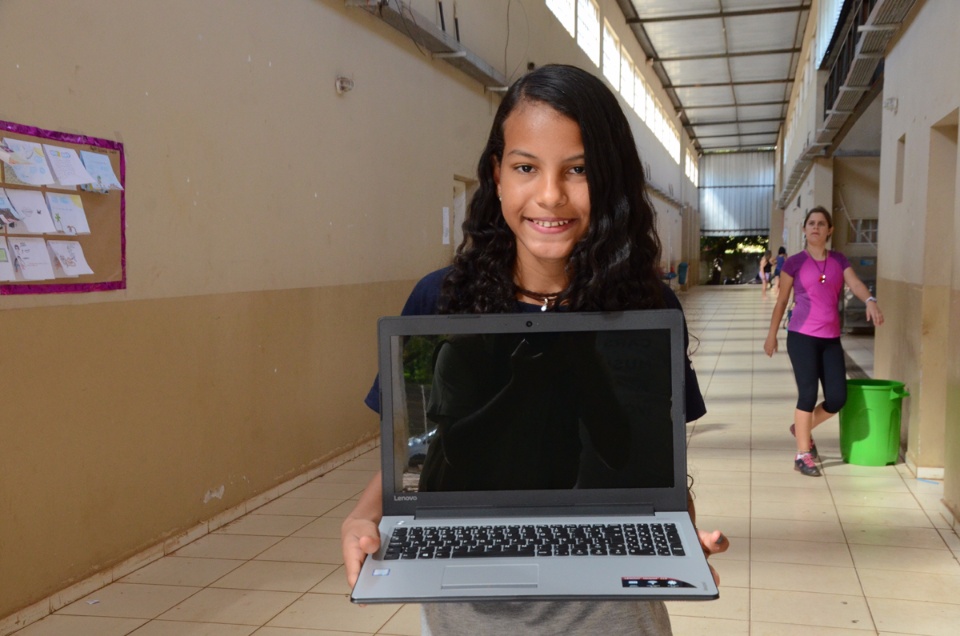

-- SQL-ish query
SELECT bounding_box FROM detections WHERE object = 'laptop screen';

[378,311,688,516]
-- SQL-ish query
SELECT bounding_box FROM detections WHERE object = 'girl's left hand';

[866,301,884,327]
[697,529,729,585]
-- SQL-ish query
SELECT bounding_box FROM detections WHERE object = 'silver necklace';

[515,286,562,311]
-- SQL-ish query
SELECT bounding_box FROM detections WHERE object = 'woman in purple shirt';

[763,207,884,476]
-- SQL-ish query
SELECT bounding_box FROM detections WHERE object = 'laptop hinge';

[414,503,655,520]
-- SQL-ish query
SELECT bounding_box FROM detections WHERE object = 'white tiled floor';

[13,285,960,635]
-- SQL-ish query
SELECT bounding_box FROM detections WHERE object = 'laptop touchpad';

[441,564,540,589]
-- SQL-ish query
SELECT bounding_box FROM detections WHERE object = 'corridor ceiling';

[616,0,811,154]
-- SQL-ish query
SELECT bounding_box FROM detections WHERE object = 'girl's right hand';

[342,516,382,588]
[763,334,778,357]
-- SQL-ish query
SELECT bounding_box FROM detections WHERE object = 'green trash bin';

[839,379,910,466]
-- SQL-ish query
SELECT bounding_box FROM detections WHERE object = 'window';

[620,51,635,109]
[645,88,655,128]
[602,20,620,89]
[685,149,699,185]
[546,0,576,38]
[653,104,664,143]
[546,0,678,163]
[815,0,845,68]
[849,219,878,244]
[665,119,680,163]
[644,100,680,163]
[576,0,600,68]
[633,67,645,121]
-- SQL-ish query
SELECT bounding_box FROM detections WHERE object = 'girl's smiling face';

[493,101,590,279]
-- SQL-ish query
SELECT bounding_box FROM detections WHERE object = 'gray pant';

[422,600,672,635]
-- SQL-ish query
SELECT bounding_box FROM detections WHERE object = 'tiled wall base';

[0,438,378,636]
[906,455,946,481]
[942,499,960,532]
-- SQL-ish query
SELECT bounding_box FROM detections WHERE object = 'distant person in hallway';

[771,246,787,295]
[762,206,883,476]
[342,64,728,635]
[759,250,772,298]
[709,255,723,284]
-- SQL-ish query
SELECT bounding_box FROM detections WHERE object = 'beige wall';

[653,198,683,273]
[0,281,406,613]
[0,0,470,614]
[949,287,960,516]
[780,9,820,174]
[832,157,879,258]
[0,0,703,619]
[877,0,960,510]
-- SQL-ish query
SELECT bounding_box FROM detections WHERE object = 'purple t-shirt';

[782,250,850,338]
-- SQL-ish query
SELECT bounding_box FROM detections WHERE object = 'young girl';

[772,245,787,295]
[763,206,883,476]
[760,250,772,298]
[343,64,727,634]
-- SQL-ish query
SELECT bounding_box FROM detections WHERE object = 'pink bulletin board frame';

[1,120,126,295]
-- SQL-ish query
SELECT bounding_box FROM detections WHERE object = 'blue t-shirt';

[364,267,706,422]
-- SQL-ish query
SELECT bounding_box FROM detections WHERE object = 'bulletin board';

[0,120,125,295]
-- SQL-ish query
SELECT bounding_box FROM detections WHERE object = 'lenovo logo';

[394,495,418,501]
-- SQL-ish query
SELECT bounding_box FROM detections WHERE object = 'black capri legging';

[786,331,847,413]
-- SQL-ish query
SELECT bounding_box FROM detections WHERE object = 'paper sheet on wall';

[0,142,16,166]
[4,189,57,234]
[0,188,24,234]
[1,138,55,186]
[79,151,123,193]
[0,188,21,218]
[43,144,95,187]
[1,162,31,186]
[0,238,16,281]
[0,138,34,167]
[5,236,55,280]
[48,240,94,277]
[45,193,91,235]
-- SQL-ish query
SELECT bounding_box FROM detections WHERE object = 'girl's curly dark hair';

[439,64,664,314]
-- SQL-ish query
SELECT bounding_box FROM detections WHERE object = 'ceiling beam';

[680,100,788,110]
[654,47,801,63]
[695,131,779,139]
[702,147,777,153]
[666,78,794,89]
[691,118,784,127]
[626,3,811,24]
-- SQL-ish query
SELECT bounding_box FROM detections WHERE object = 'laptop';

[351,309,719,603]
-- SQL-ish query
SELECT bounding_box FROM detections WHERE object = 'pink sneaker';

[794,452,821,477]
[790,424,818,459]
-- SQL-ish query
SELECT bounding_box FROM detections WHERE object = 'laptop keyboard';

[384,523,686,560]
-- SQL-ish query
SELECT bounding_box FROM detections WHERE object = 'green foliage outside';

[402,335,443,384]
[700,235,769,260]
[701,235,770,284]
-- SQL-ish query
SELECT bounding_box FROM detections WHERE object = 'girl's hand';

[866,301,884,327]
[341,517,381,588]
[697,529,729,586]
[763,334,778,357]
